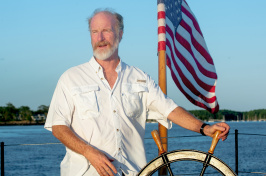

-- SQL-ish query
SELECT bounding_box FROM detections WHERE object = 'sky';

[0,0,266,112]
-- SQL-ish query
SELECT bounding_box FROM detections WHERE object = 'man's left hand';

[204,122,230,141]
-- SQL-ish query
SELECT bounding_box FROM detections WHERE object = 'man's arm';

[52,125,117,176]
[167,107,230,141]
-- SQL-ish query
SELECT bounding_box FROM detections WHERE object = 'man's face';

[90,12,120,60]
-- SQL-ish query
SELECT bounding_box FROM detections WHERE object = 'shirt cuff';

[44,121,70,131]
[147,104,178,129]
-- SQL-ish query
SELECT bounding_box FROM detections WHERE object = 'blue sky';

[1,0,265,112]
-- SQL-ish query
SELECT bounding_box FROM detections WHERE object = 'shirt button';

[101,78,104,80]
[117,129,119,132]
[113,110,116,113]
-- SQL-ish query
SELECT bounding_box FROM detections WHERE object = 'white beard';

[93,38,119,61]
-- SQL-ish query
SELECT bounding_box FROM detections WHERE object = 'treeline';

[0,103,48,123]
[189,109,266,121]
[1,102,266,122]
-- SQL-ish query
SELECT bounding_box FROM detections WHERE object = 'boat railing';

[1,129,266,176]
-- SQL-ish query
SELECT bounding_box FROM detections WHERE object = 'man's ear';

[119,30,123,41]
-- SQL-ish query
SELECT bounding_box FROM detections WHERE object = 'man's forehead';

[91,12,116,27]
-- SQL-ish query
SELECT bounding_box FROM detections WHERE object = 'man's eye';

[103,29,112,33]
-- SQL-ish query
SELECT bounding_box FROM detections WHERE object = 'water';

[1,121,265,176]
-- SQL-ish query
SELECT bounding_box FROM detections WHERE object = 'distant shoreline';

[1,119,265,126]
[0,121,45,126]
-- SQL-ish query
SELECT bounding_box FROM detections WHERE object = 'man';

[45,9,230,176]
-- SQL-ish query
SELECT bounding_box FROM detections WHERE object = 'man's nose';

[97,32,105,41]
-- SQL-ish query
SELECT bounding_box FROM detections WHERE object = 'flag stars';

[165,0,182,32]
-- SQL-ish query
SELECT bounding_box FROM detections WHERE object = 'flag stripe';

[166,17,216,77]
[175,23,217,79]
[167,55,219,112]
[181,2,203,36]
[166,38,216,102]
[176,22,216,73]
[167,37,216,94]
[166,22,216,91]
[181,11,211,60]
[180,19,214,65]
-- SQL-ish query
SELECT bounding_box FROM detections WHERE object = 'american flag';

[157,0,219,113]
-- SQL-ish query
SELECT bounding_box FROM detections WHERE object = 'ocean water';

[0,121,265,176]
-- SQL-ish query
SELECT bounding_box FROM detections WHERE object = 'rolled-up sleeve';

[44,77,74,131]
[146,75,178,129]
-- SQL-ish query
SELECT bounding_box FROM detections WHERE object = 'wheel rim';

[138,150,237,176]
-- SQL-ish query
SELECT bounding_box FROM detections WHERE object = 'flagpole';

[158,50,168,176]
[158,1,168,174]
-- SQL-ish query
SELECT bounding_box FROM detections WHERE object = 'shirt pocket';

[121,83,148,118]
[72,85,100,120]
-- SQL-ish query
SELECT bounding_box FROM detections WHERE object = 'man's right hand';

[84,146,117,176]
[52,125,117,176]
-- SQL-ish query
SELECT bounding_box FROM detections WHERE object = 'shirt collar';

[115,58,122,73]
[89,56,123,74]
[89,56,102,73]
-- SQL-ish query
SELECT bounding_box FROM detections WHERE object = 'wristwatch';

[200,123,209,136]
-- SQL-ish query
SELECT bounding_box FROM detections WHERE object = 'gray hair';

[88,8,124,33]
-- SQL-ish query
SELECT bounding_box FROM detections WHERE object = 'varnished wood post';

[158,50,168,176]
[158,50,167,98]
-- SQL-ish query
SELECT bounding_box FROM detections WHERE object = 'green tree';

[3,103,18,121]
[0,106,4,121]
[19,106,32,121]
[189,110,223,121]
[244,109,266,120]
[35,105,49,116]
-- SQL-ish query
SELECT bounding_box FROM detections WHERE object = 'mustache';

[94,41,110,49]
